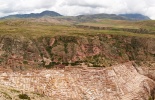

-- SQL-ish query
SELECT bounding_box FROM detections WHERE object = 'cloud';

[0,0,155,19]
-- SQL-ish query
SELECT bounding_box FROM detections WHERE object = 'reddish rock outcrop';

[0,34,155,70]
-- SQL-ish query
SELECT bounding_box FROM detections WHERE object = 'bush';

[18,94,30,100]
[23,60,28,64]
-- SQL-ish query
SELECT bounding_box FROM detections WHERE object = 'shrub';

[18,94,30,100]
[23,60,28,64]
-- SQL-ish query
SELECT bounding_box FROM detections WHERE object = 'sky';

[0,0,155,19]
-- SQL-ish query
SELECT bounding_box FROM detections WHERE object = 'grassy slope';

[78,19,155,34]
[78,19,155,28]
[0,19,155,39]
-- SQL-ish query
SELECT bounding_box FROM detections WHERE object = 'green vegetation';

[78,19,155,30]
[23,60,28,64]
[0,19,154,39]
[149,96,153,100]
[77,19,155,36]
[85,55,112,67]
[18,94,30,100]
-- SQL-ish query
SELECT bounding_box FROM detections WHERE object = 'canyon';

[0,19,155,99]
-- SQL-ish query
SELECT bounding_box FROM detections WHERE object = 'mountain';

[119,14,150,20]
[75,13,127,21]
[1,11,150,21]
[73,13,151,22]
[1,10,62,19]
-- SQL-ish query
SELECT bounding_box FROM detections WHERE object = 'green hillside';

[0,19,154,38]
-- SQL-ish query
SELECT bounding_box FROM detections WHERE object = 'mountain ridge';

[1,10,62,19]
[75,13,126,21]
[1,10,151,21]
[119,13,150,20]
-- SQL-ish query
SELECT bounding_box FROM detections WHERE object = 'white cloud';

[0,0,155,19]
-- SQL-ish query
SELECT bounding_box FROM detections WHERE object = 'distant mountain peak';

[1,10,62,19]
[119,13,150,20]
[40,10,60,15]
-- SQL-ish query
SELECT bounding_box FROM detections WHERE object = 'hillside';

[0,19,154,68]
[0,18,155,99]
[76,19,155,34]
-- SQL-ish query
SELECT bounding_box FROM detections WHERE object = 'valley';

[0,12,155,99]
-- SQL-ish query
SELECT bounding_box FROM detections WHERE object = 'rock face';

[0,34,155,70]
[0,62,155,100]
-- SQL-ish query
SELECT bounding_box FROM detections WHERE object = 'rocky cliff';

[0,34,155,70]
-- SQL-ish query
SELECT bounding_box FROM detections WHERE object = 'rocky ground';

[0,62,155,100]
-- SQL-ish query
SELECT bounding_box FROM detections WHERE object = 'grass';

[0,19,155,39]
[78,19,155,34]
[78,19,155,29]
